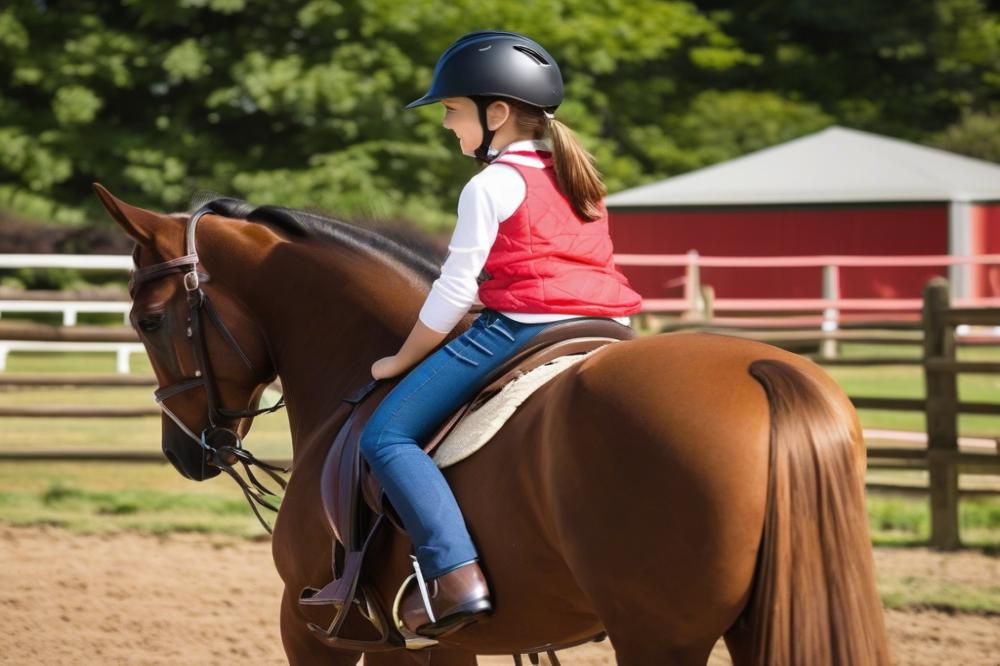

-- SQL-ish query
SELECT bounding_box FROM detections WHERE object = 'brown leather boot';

[399,561,492,638]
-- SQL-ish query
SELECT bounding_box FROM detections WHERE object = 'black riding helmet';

[406,31,564,163]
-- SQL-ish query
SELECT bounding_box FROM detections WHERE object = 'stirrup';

[390,557,440,650]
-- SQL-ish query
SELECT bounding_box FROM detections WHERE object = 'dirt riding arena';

[2,526,997,665]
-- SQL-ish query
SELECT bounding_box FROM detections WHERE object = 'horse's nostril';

[163,449,190,479]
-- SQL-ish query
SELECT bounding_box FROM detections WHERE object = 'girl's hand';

[371,355,405,380]
[370,319,448,380]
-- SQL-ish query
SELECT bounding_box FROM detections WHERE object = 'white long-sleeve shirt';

[418,139,632,333]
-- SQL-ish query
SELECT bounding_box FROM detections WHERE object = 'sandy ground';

[1,525,997,665]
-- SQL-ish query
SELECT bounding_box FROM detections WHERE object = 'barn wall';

[975,203,1000,297]
[608,205,949,300]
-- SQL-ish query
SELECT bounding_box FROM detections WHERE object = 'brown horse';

[94,183,889,666]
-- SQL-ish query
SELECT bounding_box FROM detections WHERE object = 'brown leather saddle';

[299,316,636,653]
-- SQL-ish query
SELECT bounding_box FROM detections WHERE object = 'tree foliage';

[0,0,997,232]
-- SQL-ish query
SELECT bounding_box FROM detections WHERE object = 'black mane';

[191,195,443,284]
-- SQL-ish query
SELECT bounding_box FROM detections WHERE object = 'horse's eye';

[137,313,165,332]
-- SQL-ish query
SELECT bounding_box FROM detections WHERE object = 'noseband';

[129,206,288,531]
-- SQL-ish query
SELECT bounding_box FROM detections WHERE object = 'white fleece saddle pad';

[432,344,613,469]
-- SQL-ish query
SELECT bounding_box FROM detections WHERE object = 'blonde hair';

[504,99,607,221]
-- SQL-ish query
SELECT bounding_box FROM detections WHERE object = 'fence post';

[116,347,132,375]
[922,277,960,549]
[821,264,840,359]
[699,285,715,320]
[684,250,704,320]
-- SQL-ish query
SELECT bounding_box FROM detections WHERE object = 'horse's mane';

[188,193,443,284]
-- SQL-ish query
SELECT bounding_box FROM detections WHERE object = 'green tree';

[0,0,744,230]
[931,108,1000,162]
[692,0,1000,141]
[0,0,996,234]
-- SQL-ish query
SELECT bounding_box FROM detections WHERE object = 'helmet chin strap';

[472,96,499,164]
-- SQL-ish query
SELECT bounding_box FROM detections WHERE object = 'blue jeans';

[359,309,565,578]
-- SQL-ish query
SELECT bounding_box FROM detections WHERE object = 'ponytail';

[546,118,607,221]
[504,99,608,222]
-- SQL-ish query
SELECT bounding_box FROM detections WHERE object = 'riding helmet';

[406,31,564,162]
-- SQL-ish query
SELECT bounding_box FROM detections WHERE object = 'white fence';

[0,254,133,270]
[0,340,143,373]
[0,254,137,373]
[0,301,130,326]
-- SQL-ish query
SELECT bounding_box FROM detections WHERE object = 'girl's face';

[441,97,482,157]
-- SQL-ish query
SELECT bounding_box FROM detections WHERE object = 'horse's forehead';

[133,275,181,310]
[131,240,165,267]
[132,214,190,267]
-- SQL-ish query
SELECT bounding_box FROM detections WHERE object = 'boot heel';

[418,604,492,638]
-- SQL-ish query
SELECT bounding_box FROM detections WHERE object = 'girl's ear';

[486,100,511,132]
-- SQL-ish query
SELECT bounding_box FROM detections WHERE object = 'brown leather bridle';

[129,206,288,531]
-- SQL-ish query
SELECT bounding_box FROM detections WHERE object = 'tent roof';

[606,125,1000,207]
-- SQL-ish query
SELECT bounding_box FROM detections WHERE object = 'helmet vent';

[513,44,549,66]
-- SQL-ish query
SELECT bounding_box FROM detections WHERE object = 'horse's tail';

[743,359,889,666]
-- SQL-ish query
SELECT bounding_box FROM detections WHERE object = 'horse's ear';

[92,183,164,245]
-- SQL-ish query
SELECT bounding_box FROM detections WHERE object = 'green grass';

[867,493,1000,549]
[824,343,1000,436]
[870,493,1000,613]
[0,462,274,537]
[5,350,152,374]
[878,576,1000,614]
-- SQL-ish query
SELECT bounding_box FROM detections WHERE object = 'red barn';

[606,126,1000,304]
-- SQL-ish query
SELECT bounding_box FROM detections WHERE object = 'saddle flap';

[319,382,394,549]
[300,550,365,606]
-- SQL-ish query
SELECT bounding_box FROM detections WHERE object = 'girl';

[359,30,642,639]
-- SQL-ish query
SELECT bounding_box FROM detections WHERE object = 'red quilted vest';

[477,150,643,317]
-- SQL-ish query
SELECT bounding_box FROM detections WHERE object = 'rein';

[129,207,288,532]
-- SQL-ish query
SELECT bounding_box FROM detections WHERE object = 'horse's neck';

[244,241,429,459]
